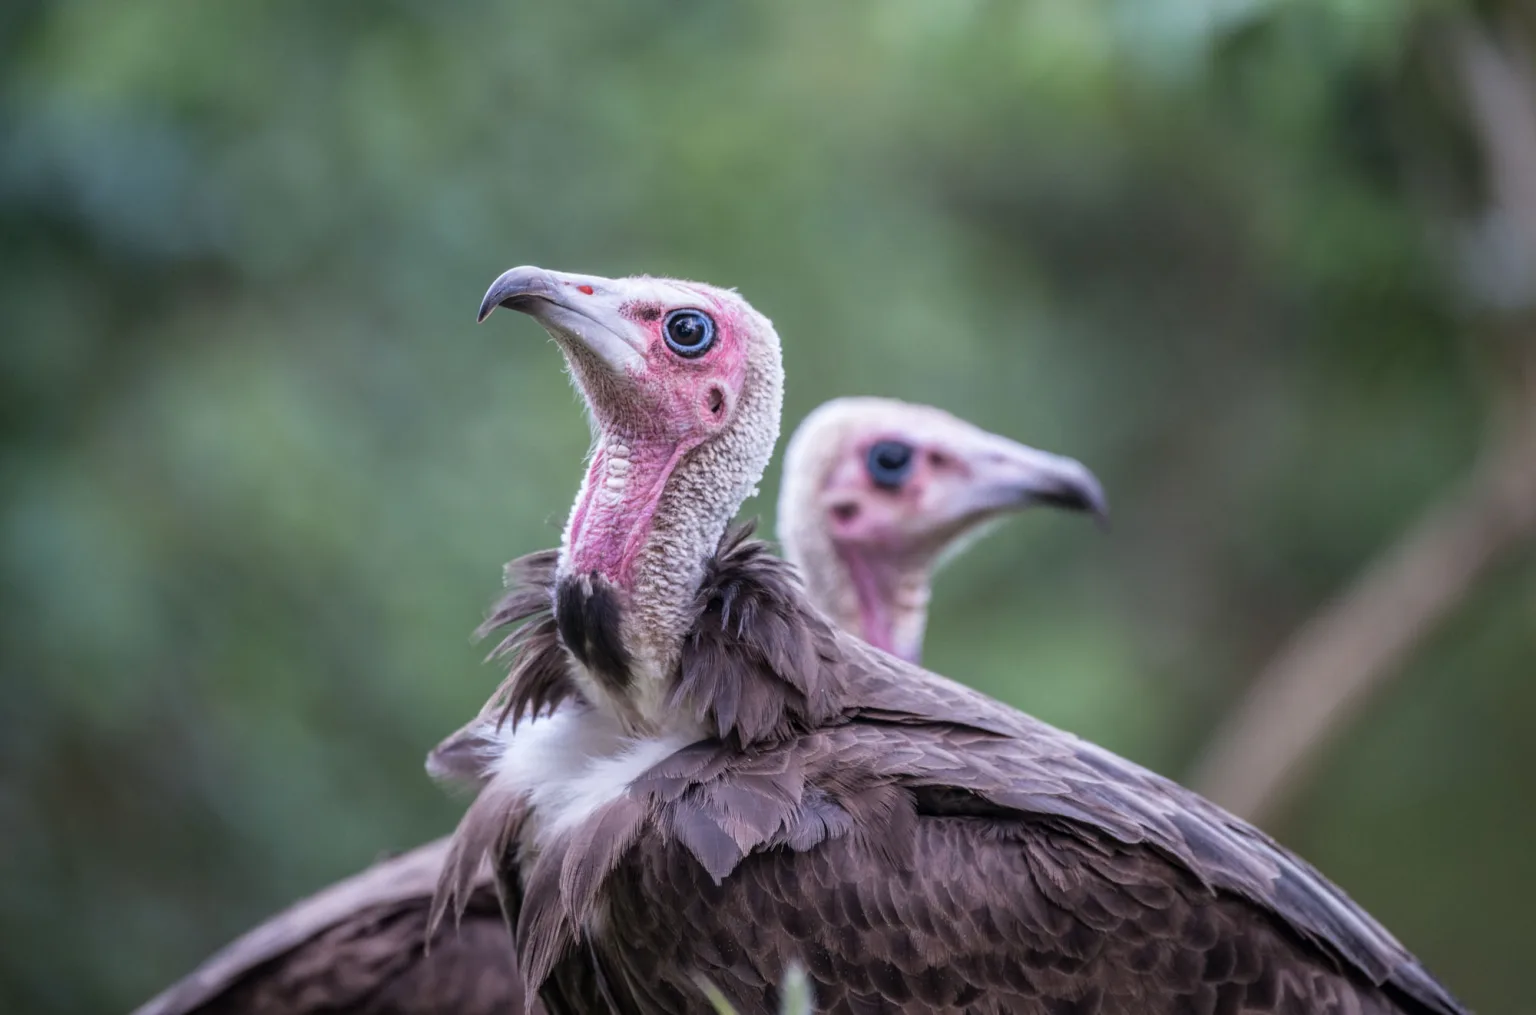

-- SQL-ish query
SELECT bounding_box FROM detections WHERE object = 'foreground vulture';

[429,265,1467,1015]
[134,398,1101,1015]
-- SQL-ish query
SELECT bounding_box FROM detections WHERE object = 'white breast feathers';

[487,705,693,850]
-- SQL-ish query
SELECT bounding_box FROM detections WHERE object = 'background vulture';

[431,265,1469,1015]
[134,398,1102,1015]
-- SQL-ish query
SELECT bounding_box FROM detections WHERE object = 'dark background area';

[3,2,1534,1012]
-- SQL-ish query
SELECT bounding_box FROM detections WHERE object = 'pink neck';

[566,434,691,590]
[835,546,925,664]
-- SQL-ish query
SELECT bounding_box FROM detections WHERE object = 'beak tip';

[477,265,552,325]
[1082,480,1111,532]
[476,282,505,324]
[1026,468,1109,530]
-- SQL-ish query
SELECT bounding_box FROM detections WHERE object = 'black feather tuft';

[555,572,632,693]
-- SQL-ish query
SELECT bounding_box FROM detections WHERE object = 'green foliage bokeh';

[2,1,1532,1011]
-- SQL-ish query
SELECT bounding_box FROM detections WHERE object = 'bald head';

[479,265,784,724]
[778,398,1105,663]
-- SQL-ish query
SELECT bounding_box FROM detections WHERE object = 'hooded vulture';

[133,395,1100,1015]
[428,266,1467,1015]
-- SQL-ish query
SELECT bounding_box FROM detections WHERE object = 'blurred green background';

[4,0,1535,1012]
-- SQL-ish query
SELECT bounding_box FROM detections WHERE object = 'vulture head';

[479,266,783,722]
[778,398,1105,663]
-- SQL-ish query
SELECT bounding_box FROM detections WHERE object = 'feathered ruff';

[427,782,529,944]
[672,519,842,746]
[479,549,576,733]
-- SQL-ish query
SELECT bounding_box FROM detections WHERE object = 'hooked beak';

[478,265,646,375]
[954,434,1109,529]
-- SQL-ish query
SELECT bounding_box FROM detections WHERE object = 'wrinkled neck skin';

[565,432,695,590]
[832,546,932,664]
[559,355,783,733]
[785,522,933,665]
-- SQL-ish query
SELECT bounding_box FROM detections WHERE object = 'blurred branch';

[1189,387,1536,822]
[1189,17,1536,825]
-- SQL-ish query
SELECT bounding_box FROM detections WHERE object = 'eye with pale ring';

[663,309,715,358]
[866,441,914,489]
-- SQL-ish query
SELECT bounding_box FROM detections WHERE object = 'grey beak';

[961,437,1110,531]
[475,265,645,374]
[478,265,560,323]
[1026,464,1109,529]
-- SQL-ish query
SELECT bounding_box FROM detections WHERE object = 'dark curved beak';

[478,265,562,322]
[957,435,1109,530]
[477,265,645,374]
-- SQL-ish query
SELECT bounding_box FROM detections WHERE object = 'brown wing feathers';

[131,840,521,1015]
[479,530,1464,1015]
[139,527,1463,1015]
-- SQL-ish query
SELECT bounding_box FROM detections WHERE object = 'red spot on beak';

[576,285,595,295]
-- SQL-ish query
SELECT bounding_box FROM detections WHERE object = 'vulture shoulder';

[833,645,1462,1015]
[608,712,1462,1015]
[134,839,521,1015]
[440,528,1465,1015]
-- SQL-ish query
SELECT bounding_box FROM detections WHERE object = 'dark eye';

[866,441,914,489]
[663,309,715,358]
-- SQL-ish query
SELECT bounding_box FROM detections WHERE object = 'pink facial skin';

[781,396,1105,663]
[565,288,752,590]
[823,439,973,557]
[821,438,972,656]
